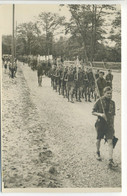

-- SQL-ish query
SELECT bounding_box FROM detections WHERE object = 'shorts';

[38,76,42,83]
[66,82,75,90]
[95,118,114,140]
[4,64,7,69]
[76,83,83,89]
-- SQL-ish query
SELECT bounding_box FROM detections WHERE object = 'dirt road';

[2,63,121,189]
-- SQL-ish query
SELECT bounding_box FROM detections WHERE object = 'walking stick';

[90,62,107,121]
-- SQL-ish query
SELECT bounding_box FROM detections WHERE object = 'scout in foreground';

[92,86,118,169]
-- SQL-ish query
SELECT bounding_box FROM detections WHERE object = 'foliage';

[37,12,65,55]
[2,7,121,62]
[64,4,117,62]
[2,35,12,55]
[109,11,121,50]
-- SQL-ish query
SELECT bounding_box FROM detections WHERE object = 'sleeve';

[92,100,99,113]
[104,79,107,87]
[96,79,99,87]
[112,101,116,115]
[74,73,77,80]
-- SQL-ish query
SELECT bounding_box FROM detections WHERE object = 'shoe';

[112,136,118,149]
[96,151,102,161]
[108,159,118,168]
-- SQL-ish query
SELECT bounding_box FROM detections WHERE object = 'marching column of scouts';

[38,62,118,169]
[3,56,119,169]
[49,66,112,103]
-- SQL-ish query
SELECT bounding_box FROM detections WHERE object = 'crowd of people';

[2,55,17,78]
[37,61,113,104]
[2,54,118,169]
[37,61,118,169]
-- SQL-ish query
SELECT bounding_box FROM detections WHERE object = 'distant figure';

[66,67,75,103]
[37,61,43,87]
[14,60,17,77]
[87,68,95,101]
[8,61,12,77]
[83,69,89,102]
[92,86,118,168]
[2,56,5,65]
[96,71,107,97]
[75,67,84,102]
[95,69,99,80]
[4,60,8,73]
[9,62,15,78]
[105,69,113,88]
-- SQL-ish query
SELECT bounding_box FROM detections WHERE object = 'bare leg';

[107,139,118,168]
[107,139,113,160]
[96,139,101,153]
[96,139,101,160]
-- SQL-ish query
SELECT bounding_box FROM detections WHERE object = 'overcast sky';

[0,4,71,36]
[0,3,121,44]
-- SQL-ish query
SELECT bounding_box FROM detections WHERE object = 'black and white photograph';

[1,3,121,192]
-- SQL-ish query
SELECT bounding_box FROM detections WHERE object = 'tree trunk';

[90,5,94,62]
[83,41,88,64]
[93,6,97,61]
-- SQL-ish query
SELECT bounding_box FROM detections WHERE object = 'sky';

[0,4,121,45]
[0,4,71,36]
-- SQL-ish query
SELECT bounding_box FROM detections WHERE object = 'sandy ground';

[2,62,121,189]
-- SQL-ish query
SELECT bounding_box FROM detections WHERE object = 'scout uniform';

[66,69,75,102]
[83,71,89,101]
[88,69,95,100]
[93,96,115,140]
[96,76,107,97]
[55,67,61,93]
[4,61,7,73]
[105,72,113,88]
[63,68,68,98]
[75,68,84,102]
[37,62,43,86]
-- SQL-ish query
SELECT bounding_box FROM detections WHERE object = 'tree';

[37,12,65,55]
[109,10,121,56]
[2,35,12,55]
[17,22,41,55]
[64,5,117,62]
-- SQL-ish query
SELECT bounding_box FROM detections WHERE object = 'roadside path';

[2,63,121,188]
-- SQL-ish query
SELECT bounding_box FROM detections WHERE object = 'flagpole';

[76,56,79,80]
[90,61,107,121]
[15,21,17,58]
[12,4,15,66]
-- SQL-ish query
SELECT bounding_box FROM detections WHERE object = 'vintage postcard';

[1,2,121,192]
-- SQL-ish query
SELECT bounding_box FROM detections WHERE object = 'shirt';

[97,77,107,90]
[92,97,115,125]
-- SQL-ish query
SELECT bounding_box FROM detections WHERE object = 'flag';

[37,55,40,62]
[49,55,53,60]
[75,56,80,80]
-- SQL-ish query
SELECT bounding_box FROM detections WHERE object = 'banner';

[40,56,45,61]
[75,56,81,68]
[49,55,53,60]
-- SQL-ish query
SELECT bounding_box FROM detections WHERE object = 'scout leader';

[96,71,107,97]
[37,61,43,87]
[105,69,113,88]
[92,86,118,169]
